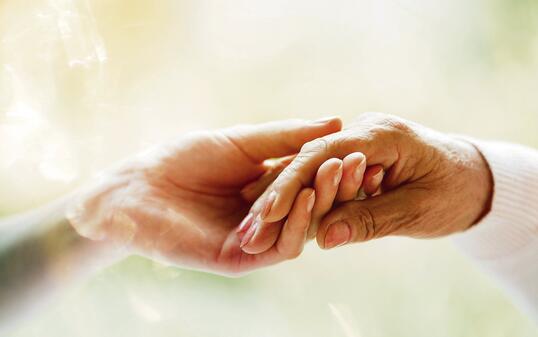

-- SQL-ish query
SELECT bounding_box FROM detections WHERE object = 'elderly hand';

[66,118,342,275]
[251,112,493,249]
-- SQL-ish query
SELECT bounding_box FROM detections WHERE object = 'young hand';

[66,118,342,275]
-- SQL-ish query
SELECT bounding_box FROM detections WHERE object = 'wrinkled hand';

[255,112,493,249]
[67,118,341,275]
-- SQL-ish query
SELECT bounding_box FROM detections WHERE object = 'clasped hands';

[68,113,492,276]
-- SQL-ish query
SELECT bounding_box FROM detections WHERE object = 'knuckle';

[354,112,403,139]
[358,112,405,130]
[364,115,415,143]
[300,138,329,154]
[327,135,348,151]
[357,112,392,127]
[278,164,301,186]
[350,207,377,242]
[274,163,306,192]
[377,114,413,134]
[277,140,325,188]
[384,118,413,135]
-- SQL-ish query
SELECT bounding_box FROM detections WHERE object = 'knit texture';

[454,139,538,322]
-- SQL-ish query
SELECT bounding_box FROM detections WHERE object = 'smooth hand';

[67,118,341,275]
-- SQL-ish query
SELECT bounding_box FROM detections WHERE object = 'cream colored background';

[1,0,537,336]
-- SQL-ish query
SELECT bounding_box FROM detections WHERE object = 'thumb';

[221,117,342,163]
[317,186,429,249]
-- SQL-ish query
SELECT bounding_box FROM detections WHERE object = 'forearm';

[454,139,538,323]
[0,196,113,328]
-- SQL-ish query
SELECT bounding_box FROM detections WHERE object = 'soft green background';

[1,0,537,336]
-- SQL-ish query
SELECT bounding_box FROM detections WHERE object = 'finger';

[240,187,287,254]
[258,133,348,223]
[232,188,313,272]
[363,165,384,195]
[237,212,255,234]
[221,117,342,163]
[241,183,316,254]
[237,185,274,235]
[240,155,294,202]
[336,152,366,202]
[240,215,283,255]
[317,185,425,249]
[259,122,399,223]
[275,188,315,259]
[306,158,343,239]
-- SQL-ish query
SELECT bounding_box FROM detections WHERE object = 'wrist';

[44,196,120,276]
[455,138,494,230]
[65,187,130,266]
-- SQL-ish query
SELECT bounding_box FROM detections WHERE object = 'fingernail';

[306,191,316,213]
[333,162,343,186]
[372,169,384,186]
[236,213,254,233]
[314,116,338,124]
[324,221,351,249]
[353,157,366,183]
[261,191,277,219]
[240,219,259,248]
[356,187,367,201]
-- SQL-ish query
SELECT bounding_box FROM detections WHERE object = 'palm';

[133,131,289,274]
[81,119,341,275]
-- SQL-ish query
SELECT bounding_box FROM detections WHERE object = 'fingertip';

[343,151,366,164]
[336,152,365,202]
[314,116,342,132]
[261,180,302,223]
[240,221,258,249]
[274,187,315,259]
[342,152,366,177]
[331,117,343,131]
[245,186,311,254]
[338,152,366,194]
[305,188,316,213]
[236,213,254,233]
[288,188,315,226]
[316,208,343,249]
[261,191,278,219]
[317,158,343,187]
[334,159,344,186]
[241,218,281,255]
[364,165,384,195]
[288,188,316,233]
[308,159,342,238]
[323,221,352,249]
[319,157,343,172]
[316,227,326,249]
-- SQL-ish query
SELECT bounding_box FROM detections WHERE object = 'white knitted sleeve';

[453,140,538,323]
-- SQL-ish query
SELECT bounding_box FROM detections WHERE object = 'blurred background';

[1,0,538,336]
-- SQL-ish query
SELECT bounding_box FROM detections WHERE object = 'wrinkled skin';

[67,118,341,275]
[249,112,493,249]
